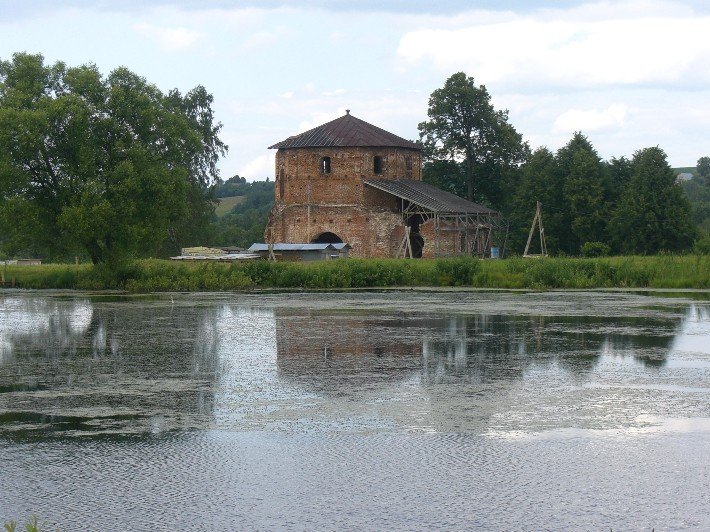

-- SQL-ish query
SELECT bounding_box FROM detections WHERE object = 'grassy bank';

[2,255,709,292]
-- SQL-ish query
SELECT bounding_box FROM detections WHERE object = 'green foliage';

[503,132,697,257]
[434,256,481,286]
[422,159,466,198]
[418,72,528,206]
[581,241,611,257]
[507,147,559,253]
[697,156,710,183]
[5,255,708,291]
[610,147,696,254]
[209,180,274,248]
[694,233,710,255]
[564,148,606,249]
[0,52,226,264]
[681,175,710,233]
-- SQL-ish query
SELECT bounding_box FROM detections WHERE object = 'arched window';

[373,155,383,174]
[321,156,331,174]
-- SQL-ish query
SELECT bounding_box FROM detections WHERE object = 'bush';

[581,241,611,257]
[694,233,710,255]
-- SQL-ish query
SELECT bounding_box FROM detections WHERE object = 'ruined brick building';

[265,111,507,258]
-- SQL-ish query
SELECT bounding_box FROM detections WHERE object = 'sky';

[1,0,709,181]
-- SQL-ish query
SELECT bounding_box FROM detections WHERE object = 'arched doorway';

[312,232,343,244]
[406,215,425,258]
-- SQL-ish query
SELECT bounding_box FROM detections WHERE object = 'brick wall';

[273,146,421,206]
[269,204,404,258]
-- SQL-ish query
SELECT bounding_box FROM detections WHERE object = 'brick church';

[265,111,506,259]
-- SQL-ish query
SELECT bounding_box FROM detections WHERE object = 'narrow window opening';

[278,168,285,199]
[373,155,383,174]
[321,156,331,174]
[405,156,413,178]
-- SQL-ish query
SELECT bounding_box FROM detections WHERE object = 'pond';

[1,290,708,530]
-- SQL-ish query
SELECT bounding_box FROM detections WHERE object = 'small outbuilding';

[248,243,351,261]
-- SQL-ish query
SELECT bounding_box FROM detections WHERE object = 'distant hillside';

[210,176,274,248]
[215,195,245,217]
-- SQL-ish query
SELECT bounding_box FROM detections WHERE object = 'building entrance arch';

[311,232,343,244]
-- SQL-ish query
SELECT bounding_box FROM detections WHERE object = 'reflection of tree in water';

[0,296,94,363]
[422,313,675,384]
[275,310,677,391]
[0,296,226,435]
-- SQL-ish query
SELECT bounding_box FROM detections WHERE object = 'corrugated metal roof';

[269,112,420,150]
[248,243,351,252]
[364,179,499,215]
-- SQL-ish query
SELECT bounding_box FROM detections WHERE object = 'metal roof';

[248,243,351,252]
[364,179,499,215]
[269,112,420,150]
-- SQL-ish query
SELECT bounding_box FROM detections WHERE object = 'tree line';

[1,54,706,264]
[419,72,705,256]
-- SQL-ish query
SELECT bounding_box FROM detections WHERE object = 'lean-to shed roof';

[364,179,499,215]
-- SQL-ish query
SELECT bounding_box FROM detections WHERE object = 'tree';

[507,147,560,253]
[563,148,607,251]
[552,133,607,254]
[698,156,710,185]
[610,147,696,254]
[418,72,528,206]
[604,156,633,208]
[0,52,226,263]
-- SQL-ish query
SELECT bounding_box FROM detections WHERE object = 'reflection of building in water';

[275,310,424,391]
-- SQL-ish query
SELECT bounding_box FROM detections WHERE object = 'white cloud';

[239,153,274,181]
[240,27,292,51]
[298,111,344,132]
[133,23,200,51]
[397,1,710,89]
[322,88,346,97]
[554,104,628,133]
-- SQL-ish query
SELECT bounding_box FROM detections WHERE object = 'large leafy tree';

[0,52,226,263]
[418,72,528,206]
[610,147,695,253]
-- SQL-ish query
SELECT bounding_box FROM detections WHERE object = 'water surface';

[1,290,708,530]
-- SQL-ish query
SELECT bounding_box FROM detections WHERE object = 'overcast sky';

[1,0,709,180]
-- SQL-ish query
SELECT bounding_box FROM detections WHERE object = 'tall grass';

[2,254,708,292]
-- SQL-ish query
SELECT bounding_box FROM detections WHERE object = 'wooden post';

[268,227,276,261]
[523,201,548,258]
[397,226,413,259]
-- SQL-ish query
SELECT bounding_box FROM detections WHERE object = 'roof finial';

[345,109,350,115]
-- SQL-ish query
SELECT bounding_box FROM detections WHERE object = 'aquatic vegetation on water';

[3,254,709,291]
[3,516,41,532]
